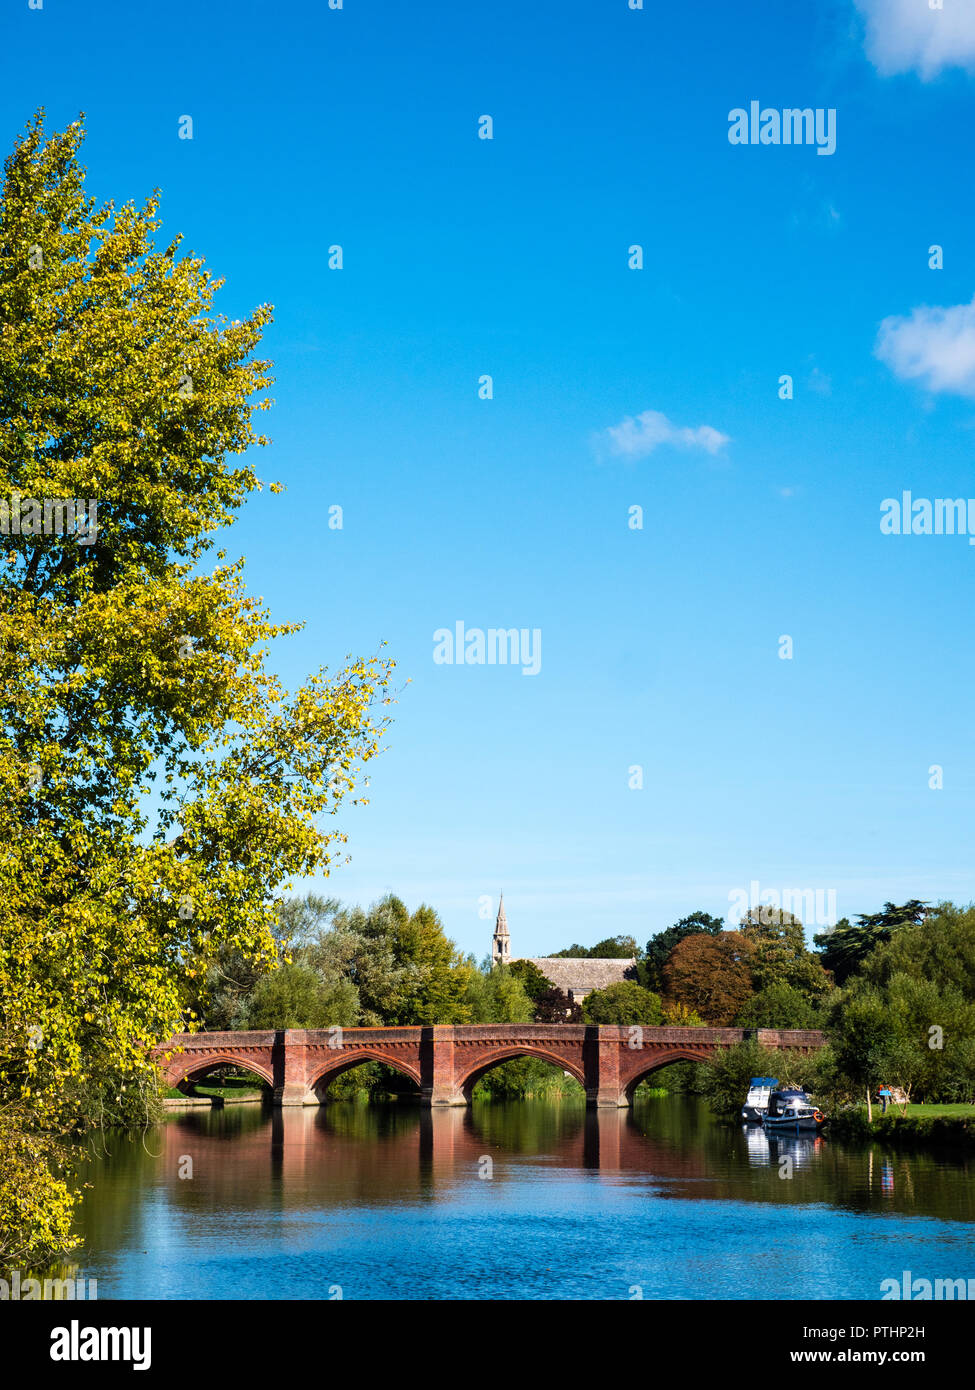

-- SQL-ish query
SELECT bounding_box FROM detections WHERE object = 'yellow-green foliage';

[0,114,395,1264]
[0,1104,77,1265]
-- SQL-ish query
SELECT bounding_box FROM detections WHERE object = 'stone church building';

[491,895,635,1004]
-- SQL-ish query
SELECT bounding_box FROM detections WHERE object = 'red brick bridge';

[156,1025,824,1108]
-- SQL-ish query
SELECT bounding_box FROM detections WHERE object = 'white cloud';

[599,408,730,461]
[876,294,975,398]
[855,0,975,79]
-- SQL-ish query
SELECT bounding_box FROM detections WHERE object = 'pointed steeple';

[492,893,510,965]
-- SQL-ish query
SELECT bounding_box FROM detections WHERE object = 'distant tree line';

[187,893,975,1108]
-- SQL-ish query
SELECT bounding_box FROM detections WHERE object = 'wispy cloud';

[854,0,975,79]
[876,295,975,399]
[597,408,730,461]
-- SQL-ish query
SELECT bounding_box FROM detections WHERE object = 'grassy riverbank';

[162,1073,267,1104]
[828,1104,975,1148]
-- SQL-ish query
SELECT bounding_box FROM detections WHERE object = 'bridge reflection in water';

[144,1098,967,1222]
[157,1102,806,1204]
[70,1093,975,1304]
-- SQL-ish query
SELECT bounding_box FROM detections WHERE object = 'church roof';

[519,957,636,994]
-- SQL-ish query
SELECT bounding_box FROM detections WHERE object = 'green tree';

[186,891,329,1030]
[824,904,975,1103]
[581,981,663,1025]
[0,115,394,1265]
[508,957,551,1001]
[739,909,833,1000]
[824,987,919,1103]
[550,935,639,959]
[857,900,975,1001]
[464,962,533,1023]
[277,892,341,949]
[660,1000,706,1026]
[243,963,358,1030]
[330,895,474,1025]
[735,981,823,1029]
[813,900,929,984]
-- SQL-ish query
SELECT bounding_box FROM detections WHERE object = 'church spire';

[492,894,510,965]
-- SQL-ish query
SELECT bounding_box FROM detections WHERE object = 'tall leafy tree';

[507,957,552,1003]
[739,908,833,999]
[641,911,723,990]
[186,890,337,1029]
[824,987,920,1104]
[813,901,929,984]
[824,903,975,1103]
[735,981,823,1030]
[243,963,359,1031]
[331,895,474,1025]
[0,115,394,1264]
[663,931,755,1025]
[465,962,533,1024]
[581,981,663,1025]
[855,901,975,1001]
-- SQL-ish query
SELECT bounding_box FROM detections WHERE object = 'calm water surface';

[72,1096,975,1300]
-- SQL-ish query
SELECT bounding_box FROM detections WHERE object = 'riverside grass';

[828,1105,975,1148]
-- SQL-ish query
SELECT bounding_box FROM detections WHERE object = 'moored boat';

[761,1087,825,1132]
[741,1075,778,1124]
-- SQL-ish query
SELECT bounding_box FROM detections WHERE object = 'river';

[70,1095,975,1300]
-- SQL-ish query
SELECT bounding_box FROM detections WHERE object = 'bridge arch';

[164,1053,276,1092]
[621,1048,720,1103]
[307,1050,423,1101]
[454,1047,587,1102]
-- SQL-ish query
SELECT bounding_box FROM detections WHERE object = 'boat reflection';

[743,1123,826,1170]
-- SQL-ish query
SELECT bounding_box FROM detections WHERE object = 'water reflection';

[743,1124,825,1171]
[65,1096,975,1299]
[77,1095,975,1229]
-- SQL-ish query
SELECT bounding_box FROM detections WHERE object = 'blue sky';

[4,0,975,957]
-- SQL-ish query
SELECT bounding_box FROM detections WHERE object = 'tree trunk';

[866,1087,873,1122]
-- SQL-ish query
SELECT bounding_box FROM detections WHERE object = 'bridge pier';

[423,1026,468,1107]
[276,1083,320,1106]
[274,1032,319,1105]
[586,1027,629,1108]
